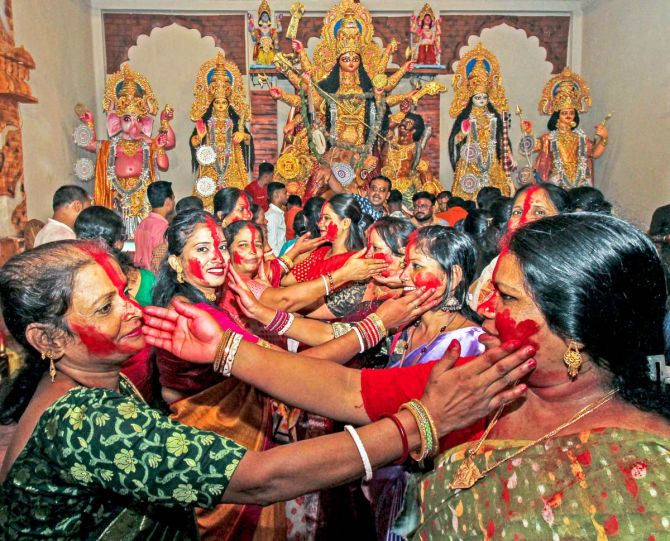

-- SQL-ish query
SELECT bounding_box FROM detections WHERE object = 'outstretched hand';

[142,300,223,363]
[374,286,440,331]
[420,340,536,437]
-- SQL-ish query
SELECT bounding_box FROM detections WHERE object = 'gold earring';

[42,351,57,382]
[563,340,582,379]
[175,263,184,284]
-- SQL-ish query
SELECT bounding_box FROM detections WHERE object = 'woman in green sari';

[0,240,534,539]
[411,214,670,540]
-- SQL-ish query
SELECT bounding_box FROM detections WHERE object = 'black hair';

[404,112,425,142]
[302,196,326,239]
[74,206,125,249]
[447,196,466,209]
[0,241,106,422]
[287,195,302,208]
[258,162,274,177]
[437,191,451,200]
[213,188,248,221]
[327,193,367,251]
[413,226,481,323]
[267,181,286,203]
[176,196,204,214]
[448,96,507,171]
[368,217,416,257]
[250,203,264,224]
[509,213,669,418]
[567,186,612,214]
[461,209,499,274]
[52,185,89,211]
[370,175,392,191]
[147,181,174,209]
[293,211,308,238]
[514,182,570,214]
[489,196,512,228]
[224,220,265,252]
[476,187,502,210]
[547,109,580,131]
[413,191,436,205]
[153,210,220,308]
[388,189,403,205]
[190,101,254,174]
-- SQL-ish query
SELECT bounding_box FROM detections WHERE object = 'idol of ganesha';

[75,64,175,238]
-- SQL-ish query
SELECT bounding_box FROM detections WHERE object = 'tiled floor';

[0,424,17,465]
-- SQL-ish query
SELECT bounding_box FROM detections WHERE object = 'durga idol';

[75,64,175,237]
[189,52,253,210]
[528,67,609,188]
[270,0,445,198]
[448,43,514,200]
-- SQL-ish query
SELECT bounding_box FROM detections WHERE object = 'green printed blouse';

[0,377,246,540]
[406,428,670,540]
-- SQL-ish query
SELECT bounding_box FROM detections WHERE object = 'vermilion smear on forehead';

[188,258,205,280]
[240,193,250,210]
[79,246,140,310]
[249,225,258,255]
[520,186,541,225]
[205,215,224,262]
[495,309,539,350]
[414,271,441,290]
[326,222,338,242]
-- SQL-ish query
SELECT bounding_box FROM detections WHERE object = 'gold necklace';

[449,388,618,490]
[119,139,141,157]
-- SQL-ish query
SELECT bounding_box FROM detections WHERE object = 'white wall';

[581,0,670,228]
[11,0,96,223]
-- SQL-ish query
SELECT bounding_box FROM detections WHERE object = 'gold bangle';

[279,255,294,270]
[399,399,439,461]
[399,401,429,461]
[213,329,233,372]
[367,313,387,338]
[600,138,608,147]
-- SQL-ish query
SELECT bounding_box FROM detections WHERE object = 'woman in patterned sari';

[0,240,536,539]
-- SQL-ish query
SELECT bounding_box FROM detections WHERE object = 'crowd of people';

[1,167,669,540]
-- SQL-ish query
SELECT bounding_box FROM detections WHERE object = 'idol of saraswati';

[190,52,253,210]
[270,0,446,198]
[448,43,514,200]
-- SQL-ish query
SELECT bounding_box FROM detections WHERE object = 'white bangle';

[321,274,330,296]
[277,312,295,335]
[344,425,373,481]
[352,327,365,353]
[221,333,243,377]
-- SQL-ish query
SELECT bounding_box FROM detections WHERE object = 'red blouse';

[361,357,486,451]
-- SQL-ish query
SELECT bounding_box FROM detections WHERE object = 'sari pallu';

[406,428,670,540]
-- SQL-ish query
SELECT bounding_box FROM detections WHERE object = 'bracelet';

[277,258,290,274]
[265,310,290,333]
[367,313,387,339]
[277,313,295,335]
[344,425,373,481]
[352,326,366,353]
[352,313,389,351]
[213,329,233,373]
[326,272,335,293]
[399,399,439,461]
[221,333,243,376]
[278,255,294,270]
[600,137,608,147]
[321,275,330,296]
[381,414,409,464]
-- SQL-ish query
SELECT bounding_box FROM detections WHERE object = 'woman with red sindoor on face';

[0,240,535,539]
[469,182,569,312]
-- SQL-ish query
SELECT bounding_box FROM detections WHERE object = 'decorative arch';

[103,13,246,74]
[442,15,569,74]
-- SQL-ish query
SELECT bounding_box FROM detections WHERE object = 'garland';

[208,116,233,186]
[465,114,497,186]
[549,128,588,188]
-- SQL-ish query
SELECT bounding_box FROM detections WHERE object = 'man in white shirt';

[265,181,288,256]
[34,185,91,247]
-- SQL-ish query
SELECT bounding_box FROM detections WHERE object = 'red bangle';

[382,414,409,464]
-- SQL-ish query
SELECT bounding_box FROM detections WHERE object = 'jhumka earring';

[42,351,57,382]
[563,340,583,379]
[441,295,463,312]
[175,263,185,284]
